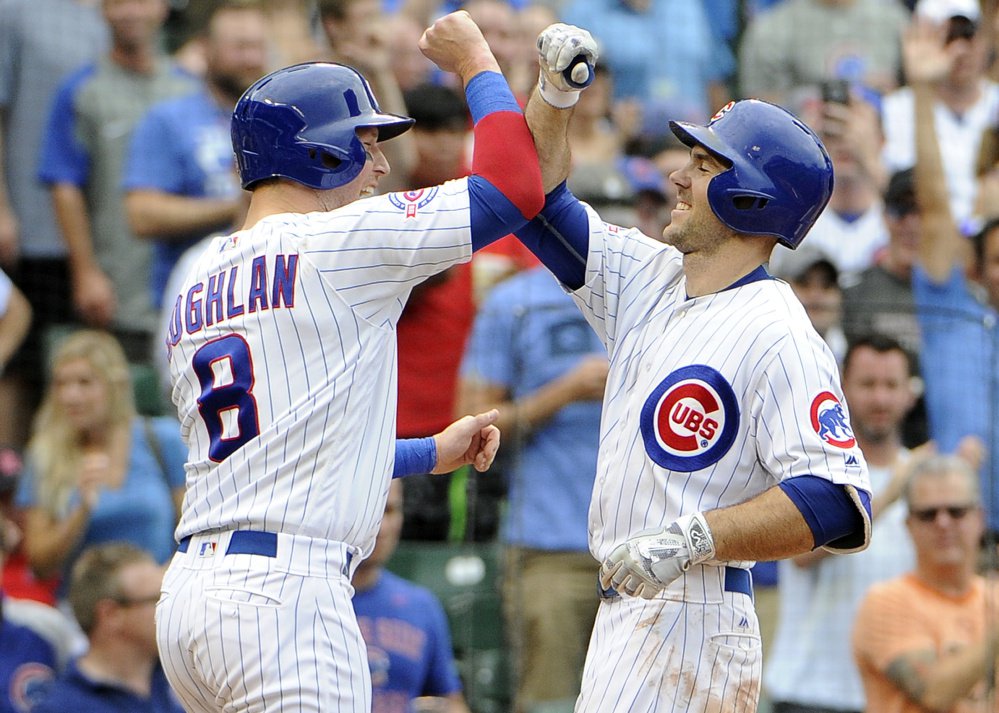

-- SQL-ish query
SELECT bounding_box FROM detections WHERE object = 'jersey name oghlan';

[165,253,299,355]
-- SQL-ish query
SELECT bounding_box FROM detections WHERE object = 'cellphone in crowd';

[821,79,851,106]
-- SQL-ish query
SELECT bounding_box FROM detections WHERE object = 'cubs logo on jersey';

[9,661,54,712]
[810,391,856,448]
[640,364,739,471]
[388,187,440,219]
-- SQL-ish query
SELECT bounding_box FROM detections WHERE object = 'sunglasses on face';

[910,503,977,523]
[946,17,978,44]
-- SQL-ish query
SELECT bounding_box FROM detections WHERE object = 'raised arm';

[905,18,970,282]
[420,11,544,230]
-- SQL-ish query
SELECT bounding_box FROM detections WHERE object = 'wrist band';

[538,70,580,109]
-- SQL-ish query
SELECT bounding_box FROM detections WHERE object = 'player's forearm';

[465,72,543,221]
[704,486,815,562]
[525,87,573,193]
[127,190,241,240]
[51,183,98,271]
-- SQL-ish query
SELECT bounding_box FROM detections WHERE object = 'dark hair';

[403,83,468,132]
[203,0,265,37]
[883,168,917,216]
[971,216,999,268]
[843,333,913,377]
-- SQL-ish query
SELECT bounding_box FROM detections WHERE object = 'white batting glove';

[536,23,599,108]
[599,513,716,600]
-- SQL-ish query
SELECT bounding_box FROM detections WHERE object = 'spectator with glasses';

[853,455,999,713]
[31,542,183,712]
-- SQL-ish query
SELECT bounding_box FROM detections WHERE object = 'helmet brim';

[669,121,734,168]
[364,113,416,142]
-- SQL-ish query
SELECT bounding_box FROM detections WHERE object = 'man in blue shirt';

[458,265,605,712]
[906,19,998,532]
[0,517,57,713]
[123,1,268,308]
[31,543,183,713]
[352,481,469,713]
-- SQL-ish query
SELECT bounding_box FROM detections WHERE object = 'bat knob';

[562,56,594,90]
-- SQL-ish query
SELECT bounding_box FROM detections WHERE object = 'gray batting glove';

[599,513,716,600]
[536,23,599,108]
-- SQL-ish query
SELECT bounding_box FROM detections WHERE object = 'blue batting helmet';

[232,62,415,190]
[669,99,833,249]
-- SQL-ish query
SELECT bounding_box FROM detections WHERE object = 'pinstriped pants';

[576,586,761,713]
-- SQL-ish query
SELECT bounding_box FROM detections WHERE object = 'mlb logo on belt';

[641,364,739,471]
[198,541,218,557]
[810,391,856,448]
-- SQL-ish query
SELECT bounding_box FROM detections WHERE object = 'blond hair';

[27,330,136,515]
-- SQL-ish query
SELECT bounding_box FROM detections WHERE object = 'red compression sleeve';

[471,111,544,220]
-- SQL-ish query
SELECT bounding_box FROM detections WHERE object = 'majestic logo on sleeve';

[641,365,739,471]
[388,187,439,219]
[810,391,856,448]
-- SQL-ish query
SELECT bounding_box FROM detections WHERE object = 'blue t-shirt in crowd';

[352,571,462,712]
[913,265,999,527]
[16,417,187,593]
[461,267,604,552]
[123,88,241,307]
[31,659,183,713]
[0,614,56,713]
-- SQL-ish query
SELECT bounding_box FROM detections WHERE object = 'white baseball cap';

[915,0,981,23]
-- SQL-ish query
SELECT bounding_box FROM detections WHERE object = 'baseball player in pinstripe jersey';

[154,12,544,713]
[514,25,875,713]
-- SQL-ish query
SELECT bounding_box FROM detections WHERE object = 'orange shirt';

[853,573,997,713]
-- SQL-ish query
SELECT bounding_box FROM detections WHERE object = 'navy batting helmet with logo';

[232,62,415,190]
[669,99,833,249]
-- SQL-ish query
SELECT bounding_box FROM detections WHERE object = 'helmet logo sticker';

[710,101,735,123]
[344,88,361,117]
[640,364,739,470]
[810,391,856,448]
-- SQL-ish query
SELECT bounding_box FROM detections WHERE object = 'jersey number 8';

[192,335,261,462]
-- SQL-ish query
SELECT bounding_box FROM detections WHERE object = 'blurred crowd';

[3,0,999,711]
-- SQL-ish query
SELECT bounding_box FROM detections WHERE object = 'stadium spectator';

[853,455,997,713]
[15,331,186,598]
[32,543,184,712]
[123,1,267,310]
[353,480,470,713]
[0,0,106,447]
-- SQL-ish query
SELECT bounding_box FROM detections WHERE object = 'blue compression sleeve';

[779,475,871,549]
[393,437,438,479]
[465,70,521,123]
[469,175,531,251]
[514,182,590,289]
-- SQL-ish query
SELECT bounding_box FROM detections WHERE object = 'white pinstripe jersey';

[164,181,472,560]
[572,208,871,562]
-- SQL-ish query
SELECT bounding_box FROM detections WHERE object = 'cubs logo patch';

[388,187,440,219]
[640,364,739,471]
[10,661,54,712]
[810,391,856,448]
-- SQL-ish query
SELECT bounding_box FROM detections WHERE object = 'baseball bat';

[562,55,594,90]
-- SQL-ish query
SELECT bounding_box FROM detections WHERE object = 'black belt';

[598,565,752,600]
[178,530,278,557]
